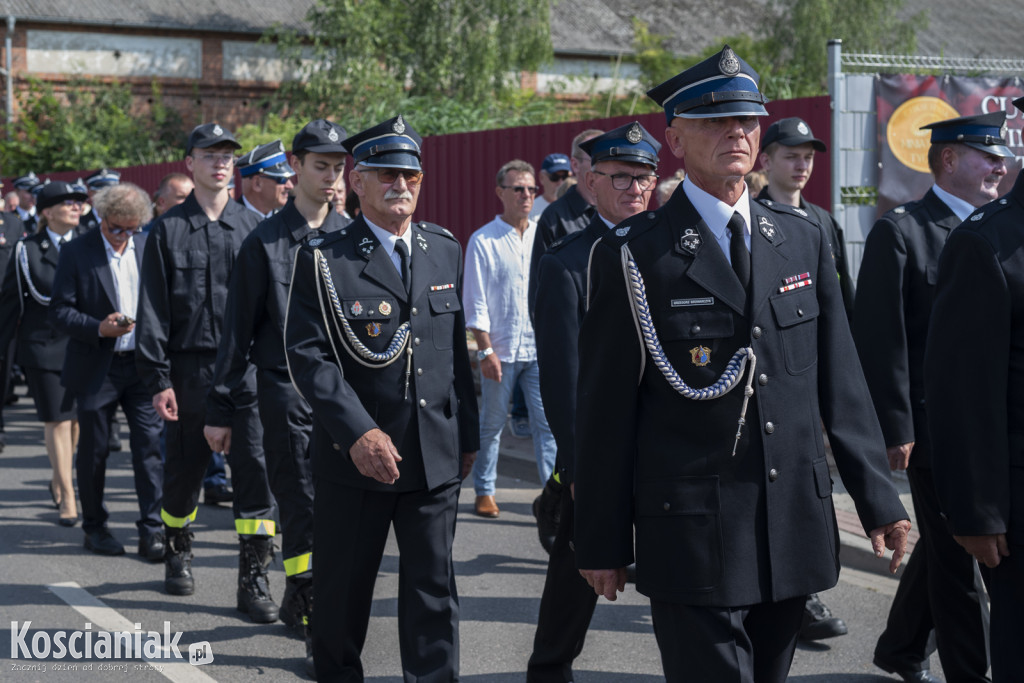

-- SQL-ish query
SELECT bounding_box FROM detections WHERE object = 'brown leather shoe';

[474,495,499,518]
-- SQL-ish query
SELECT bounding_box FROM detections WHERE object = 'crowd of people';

[1,45,1021,683]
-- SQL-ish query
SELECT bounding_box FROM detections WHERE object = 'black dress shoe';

[139,532,166,562]
[84,529,126,556]
[204,484,234,505]
[873,656,940,682]
[59,515,79,527]
[799,593,848,641]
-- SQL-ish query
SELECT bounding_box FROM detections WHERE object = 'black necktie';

[394,239,411,294]
[728,212,750,290]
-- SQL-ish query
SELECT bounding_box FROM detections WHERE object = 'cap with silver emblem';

[185,122,241,156]
[292,119,348,155]
[761,117,826,153]
[578,121,661,168]
[343,115,423,172]
[85,168,121,190]
[920,111,1014,158]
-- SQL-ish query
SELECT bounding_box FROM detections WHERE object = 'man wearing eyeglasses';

[50,182,164,560]
[205,118,351,677]
[285,115,479,681]
[136,123,276,621]
[235,140,296,220]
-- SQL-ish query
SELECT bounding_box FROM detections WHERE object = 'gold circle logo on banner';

[887,97,961,173]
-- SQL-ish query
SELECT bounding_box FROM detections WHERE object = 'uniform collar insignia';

[758,216,776,241]
[680,228,701,253]
[792,207,807,217]
[970,212,984,221]
[893,206,906,214]
[615,225,631,237]
[308,236,324,247]
[415,231,429,252]
[41,239,49,250]
[358,236,376,257]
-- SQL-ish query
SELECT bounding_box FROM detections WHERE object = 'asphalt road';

[0,385,946,682]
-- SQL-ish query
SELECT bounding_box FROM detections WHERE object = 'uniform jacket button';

[752,326,763,339]
[419,399,427,407]
[417,368,423,376]
[414,337,421,346]
[768,468,779,482]
[332,443,341,451]
[663,502,671,511]
[691,324,701,334]
[797,308,804,317]
[758,373,768,386]
[764,421,775,434]
[411,307,418,315]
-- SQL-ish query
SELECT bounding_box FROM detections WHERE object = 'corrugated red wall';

[7,95,830,246]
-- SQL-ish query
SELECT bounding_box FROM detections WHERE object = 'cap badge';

[719,47,740,76]
[212,125,223,136]
[350,301,363,316]
[680,228,701,253]
[366,322,382,337]
[1001,121,1008,141]
[328,128,339,142]
[690,345,711,367]
[758,216,776,241]
[393,115,406,135]
[615,226,631,237]
[626,124,643,144]
[797,121,810,135]
[378,301,392,316]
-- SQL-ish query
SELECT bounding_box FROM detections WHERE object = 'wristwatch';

[477,347,494,361]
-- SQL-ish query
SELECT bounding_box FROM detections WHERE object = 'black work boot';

[799,593,848,641]
[532,477,563,554]
[237,536,279,623]
[304,609,315,679]
[280,571,313,633]
[164,527,195,596]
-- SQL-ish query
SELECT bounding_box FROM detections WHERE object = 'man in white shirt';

[464,159,557,518]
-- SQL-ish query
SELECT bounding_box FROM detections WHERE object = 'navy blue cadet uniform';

[855,112,1012,682]
[285,116,479,682]
[925,147,1024,682]
[574,47,910,683]
[207,121,351,622]
[529,121,662,683]
[136,124,275,603]
[0,209,26,447]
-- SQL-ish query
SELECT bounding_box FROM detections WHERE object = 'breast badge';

[350,301,363,316]
[690,345,711,367]
[366,322,382,337]
[378,301,392,316]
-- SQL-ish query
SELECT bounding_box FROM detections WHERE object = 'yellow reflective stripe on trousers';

[283,553,312,577]
[161,507,197,528]
[235,519,276,536]
[552,472,562,485]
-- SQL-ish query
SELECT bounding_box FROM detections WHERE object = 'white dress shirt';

[930,183,976,222]
[463,215,538,363]
[683,178,752,264]
[365,217,414,277]
[102,236,139,352]
[46,227,73,251]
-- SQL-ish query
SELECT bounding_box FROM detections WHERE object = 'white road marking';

[46,582,217,683]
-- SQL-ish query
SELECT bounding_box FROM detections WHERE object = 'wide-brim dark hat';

[36,181,88,211]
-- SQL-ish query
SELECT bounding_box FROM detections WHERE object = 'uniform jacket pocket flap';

[812,457,833,498]
[636,476,720,516]
[428,290,461,314]
[770,288,819,328]
[659,308,734,341]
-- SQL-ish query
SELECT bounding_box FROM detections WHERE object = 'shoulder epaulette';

[306,227,349,250]
[416,221,458,242]
[962,196,1012,230]
[600,210,660,248]
[548,228,587,253]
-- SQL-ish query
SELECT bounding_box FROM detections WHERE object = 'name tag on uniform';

[671,297,714,307]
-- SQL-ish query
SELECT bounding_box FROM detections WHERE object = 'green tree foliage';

[0,78,183,176]
[271,0,552,125]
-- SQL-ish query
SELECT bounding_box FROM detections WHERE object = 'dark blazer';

[853,189,960,467]
[529,185,595,318]
[285,216,480,493]
[574,188,907,607]
[0,211,26,290]
[534,215,608,485]
[0,227,84,371]
[925,176,1024,545]
[49,228,146,395]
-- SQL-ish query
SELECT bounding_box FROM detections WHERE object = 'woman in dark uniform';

[0,181,86,525]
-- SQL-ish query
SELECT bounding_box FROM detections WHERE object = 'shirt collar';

[683,177,751,241]
[931,183,977,222]
[364,216,412,257]
[242,195,272,221]
[101,232,135,259]
[598,213,617,230]
[46,227,72,248]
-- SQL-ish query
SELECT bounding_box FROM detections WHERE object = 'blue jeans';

[473,359,556,496]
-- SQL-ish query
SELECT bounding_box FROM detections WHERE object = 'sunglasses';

[105,222,140,236]
[502,185,540,195]
[61,199,84,207]
[365,168,424,187]
[548,172,570,182]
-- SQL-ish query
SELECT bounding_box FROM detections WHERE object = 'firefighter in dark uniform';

[855,112,1012,682]
[234,140,296,220]
[924,96,1024,683]
[0,203,26,451]
[528,121,660,683]
[12,172,41,233]
[205,119,350,676]
[573,47,911,683]
[80,169,121,232]
[135,123,277,621]
[285,115,479,681]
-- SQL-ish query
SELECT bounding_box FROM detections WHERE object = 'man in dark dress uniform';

[79,169,121,232]
[235,140,295,220]
[573,46,911,683]
[285,115,479,682]
[528,121,660,683]
[855,112,1012,683]
[923,96,1024,683]
[205,118,350,676]
[136,123,277,621]
[0,204,25,451]
[12,172,41,233]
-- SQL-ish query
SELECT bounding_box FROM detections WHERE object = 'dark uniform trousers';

[574,190,908,683]
[855,190,989,679]
[285,217,479,682]
[924,176,1024,682]
[528,218,609,682]
[0,211,26,432]
[137,194,275,534]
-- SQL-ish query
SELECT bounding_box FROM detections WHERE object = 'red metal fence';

[7,96,830,246]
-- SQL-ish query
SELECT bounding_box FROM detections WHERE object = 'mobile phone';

[116,315,135,328]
